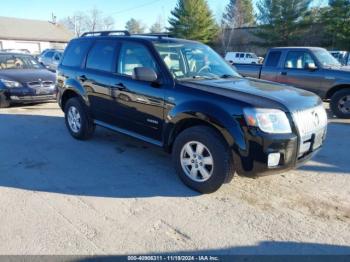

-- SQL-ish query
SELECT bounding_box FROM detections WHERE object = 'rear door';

[277,50,324,95]
[82,40,120,123]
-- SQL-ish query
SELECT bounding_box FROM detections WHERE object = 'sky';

[0,0,328,30]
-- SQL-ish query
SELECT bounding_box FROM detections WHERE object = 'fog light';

[268,153,281,167]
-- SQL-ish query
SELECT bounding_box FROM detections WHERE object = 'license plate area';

[299,128,326,157]
[312,129,325,150]
[36,87,50,95]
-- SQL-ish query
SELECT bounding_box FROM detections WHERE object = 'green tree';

[222,0,255,28]
[125,18,146,34]
[168,0,219,43]
[322,0,350,50]
[255,0,312,46]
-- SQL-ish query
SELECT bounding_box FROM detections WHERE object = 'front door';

[277,51,325,95]
[109,41,165,142]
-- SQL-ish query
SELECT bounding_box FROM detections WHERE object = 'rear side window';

[235,53,239,58]
[265,51,281,67]
[44,51,54,58]
[240,53,244,58]
[61,40,91,67]
[86,40,117,72]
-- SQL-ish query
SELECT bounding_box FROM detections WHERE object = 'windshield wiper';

[220,74,239,79]
[179,75,219,81]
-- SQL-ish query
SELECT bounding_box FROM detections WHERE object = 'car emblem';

[312,111,320,127]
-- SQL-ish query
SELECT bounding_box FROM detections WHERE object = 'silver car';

[38,49,63,71]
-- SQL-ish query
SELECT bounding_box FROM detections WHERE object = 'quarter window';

[86,41,117,72]
[61,40,91,67]
[118,43,157,76]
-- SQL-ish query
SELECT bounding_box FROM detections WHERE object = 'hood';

[324,65,350,76]
[0,69,56,84]
[182,77,321,112]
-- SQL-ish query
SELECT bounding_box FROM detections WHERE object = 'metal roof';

[0,16,74,42]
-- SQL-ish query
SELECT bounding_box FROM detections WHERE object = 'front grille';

[27,81,54,88]
[292,105,328,157]
[292,105,328,136]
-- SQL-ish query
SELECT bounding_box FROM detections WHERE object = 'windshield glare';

[153,42,241,80]
[314,50,341,67]
[0,55,43,70]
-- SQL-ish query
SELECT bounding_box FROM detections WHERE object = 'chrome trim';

[292,105,328,157]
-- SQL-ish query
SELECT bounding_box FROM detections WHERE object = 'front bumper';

[233,127,327,177]
[5,86,57,104]
[9,94,57,103]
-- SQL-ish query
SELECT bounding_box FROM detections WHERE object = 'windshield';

[153,42,241,80]
[0,54,43,70]
[313,49,341,67]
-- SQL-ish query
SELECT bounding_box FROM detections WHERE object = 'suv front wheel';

[172,126,234,193]
[64,97,95,140]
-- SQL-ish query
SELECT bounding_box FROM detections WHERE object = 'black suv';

[56,31,328,193]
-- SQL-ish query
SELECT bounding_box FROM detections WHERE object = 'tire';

[64,97,95,140]
[172,126,234,194]
[330,89,350,119]
[0,94,10,108]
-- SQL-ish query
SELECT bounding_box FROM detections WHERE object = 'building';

[0,16,74,54]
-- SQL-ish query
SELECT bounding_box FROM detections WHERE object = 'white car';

[225,52,259,64]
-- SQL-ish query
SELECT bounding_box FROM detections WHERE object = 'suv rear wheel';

[64,97,95,140]
[331,89,350,119]
[172,126,234,193]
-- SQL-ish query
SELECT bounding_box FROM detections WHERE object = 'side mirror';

[132,67,158,82]
[305,62,317,71]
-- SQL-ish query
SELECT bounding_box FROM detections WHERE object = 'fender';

[61,77,90,107]
[164,100,247,153]
[326,83,350,99]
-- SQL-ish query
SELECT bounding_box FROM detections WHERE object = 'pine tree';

[322,0,350,50]
[255,0,312,46]
[222,0,255,28]
[168,0,219,43]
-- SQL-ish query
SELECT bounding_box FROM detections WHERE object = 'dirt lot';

[0,102,349,255]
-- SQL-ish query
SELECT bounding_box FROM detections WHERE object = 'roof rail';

[133,33,173,39]
[81,30,131,37]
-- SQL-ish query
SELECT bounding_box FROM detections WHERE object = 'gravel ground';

[0,102,349,255]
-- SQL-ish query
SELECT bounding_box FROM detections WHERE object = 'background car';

[38,49,63,71]
[225,52,260,65]
[330,50,350,66]
[0,52,56,108]
[0,48,31,54]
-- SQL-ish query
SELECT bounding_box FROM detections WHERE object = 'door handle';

[78,75,87,82]
[281,71,287,76]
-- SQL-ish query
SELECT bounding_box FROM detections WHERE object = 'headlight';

[0,79,23,88]
[243,108,292,134]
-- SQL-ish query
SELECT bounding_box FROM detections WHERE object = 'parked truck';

[234,47,350,118]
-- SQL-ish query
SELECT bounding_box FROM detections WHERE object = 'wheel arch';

[163,103,247,154]
[60,78,89,110]
[326,84,350,99]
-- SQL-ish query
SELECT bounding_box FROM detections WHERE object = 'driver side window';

[118,43,158,77]
[285,51,316,69]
